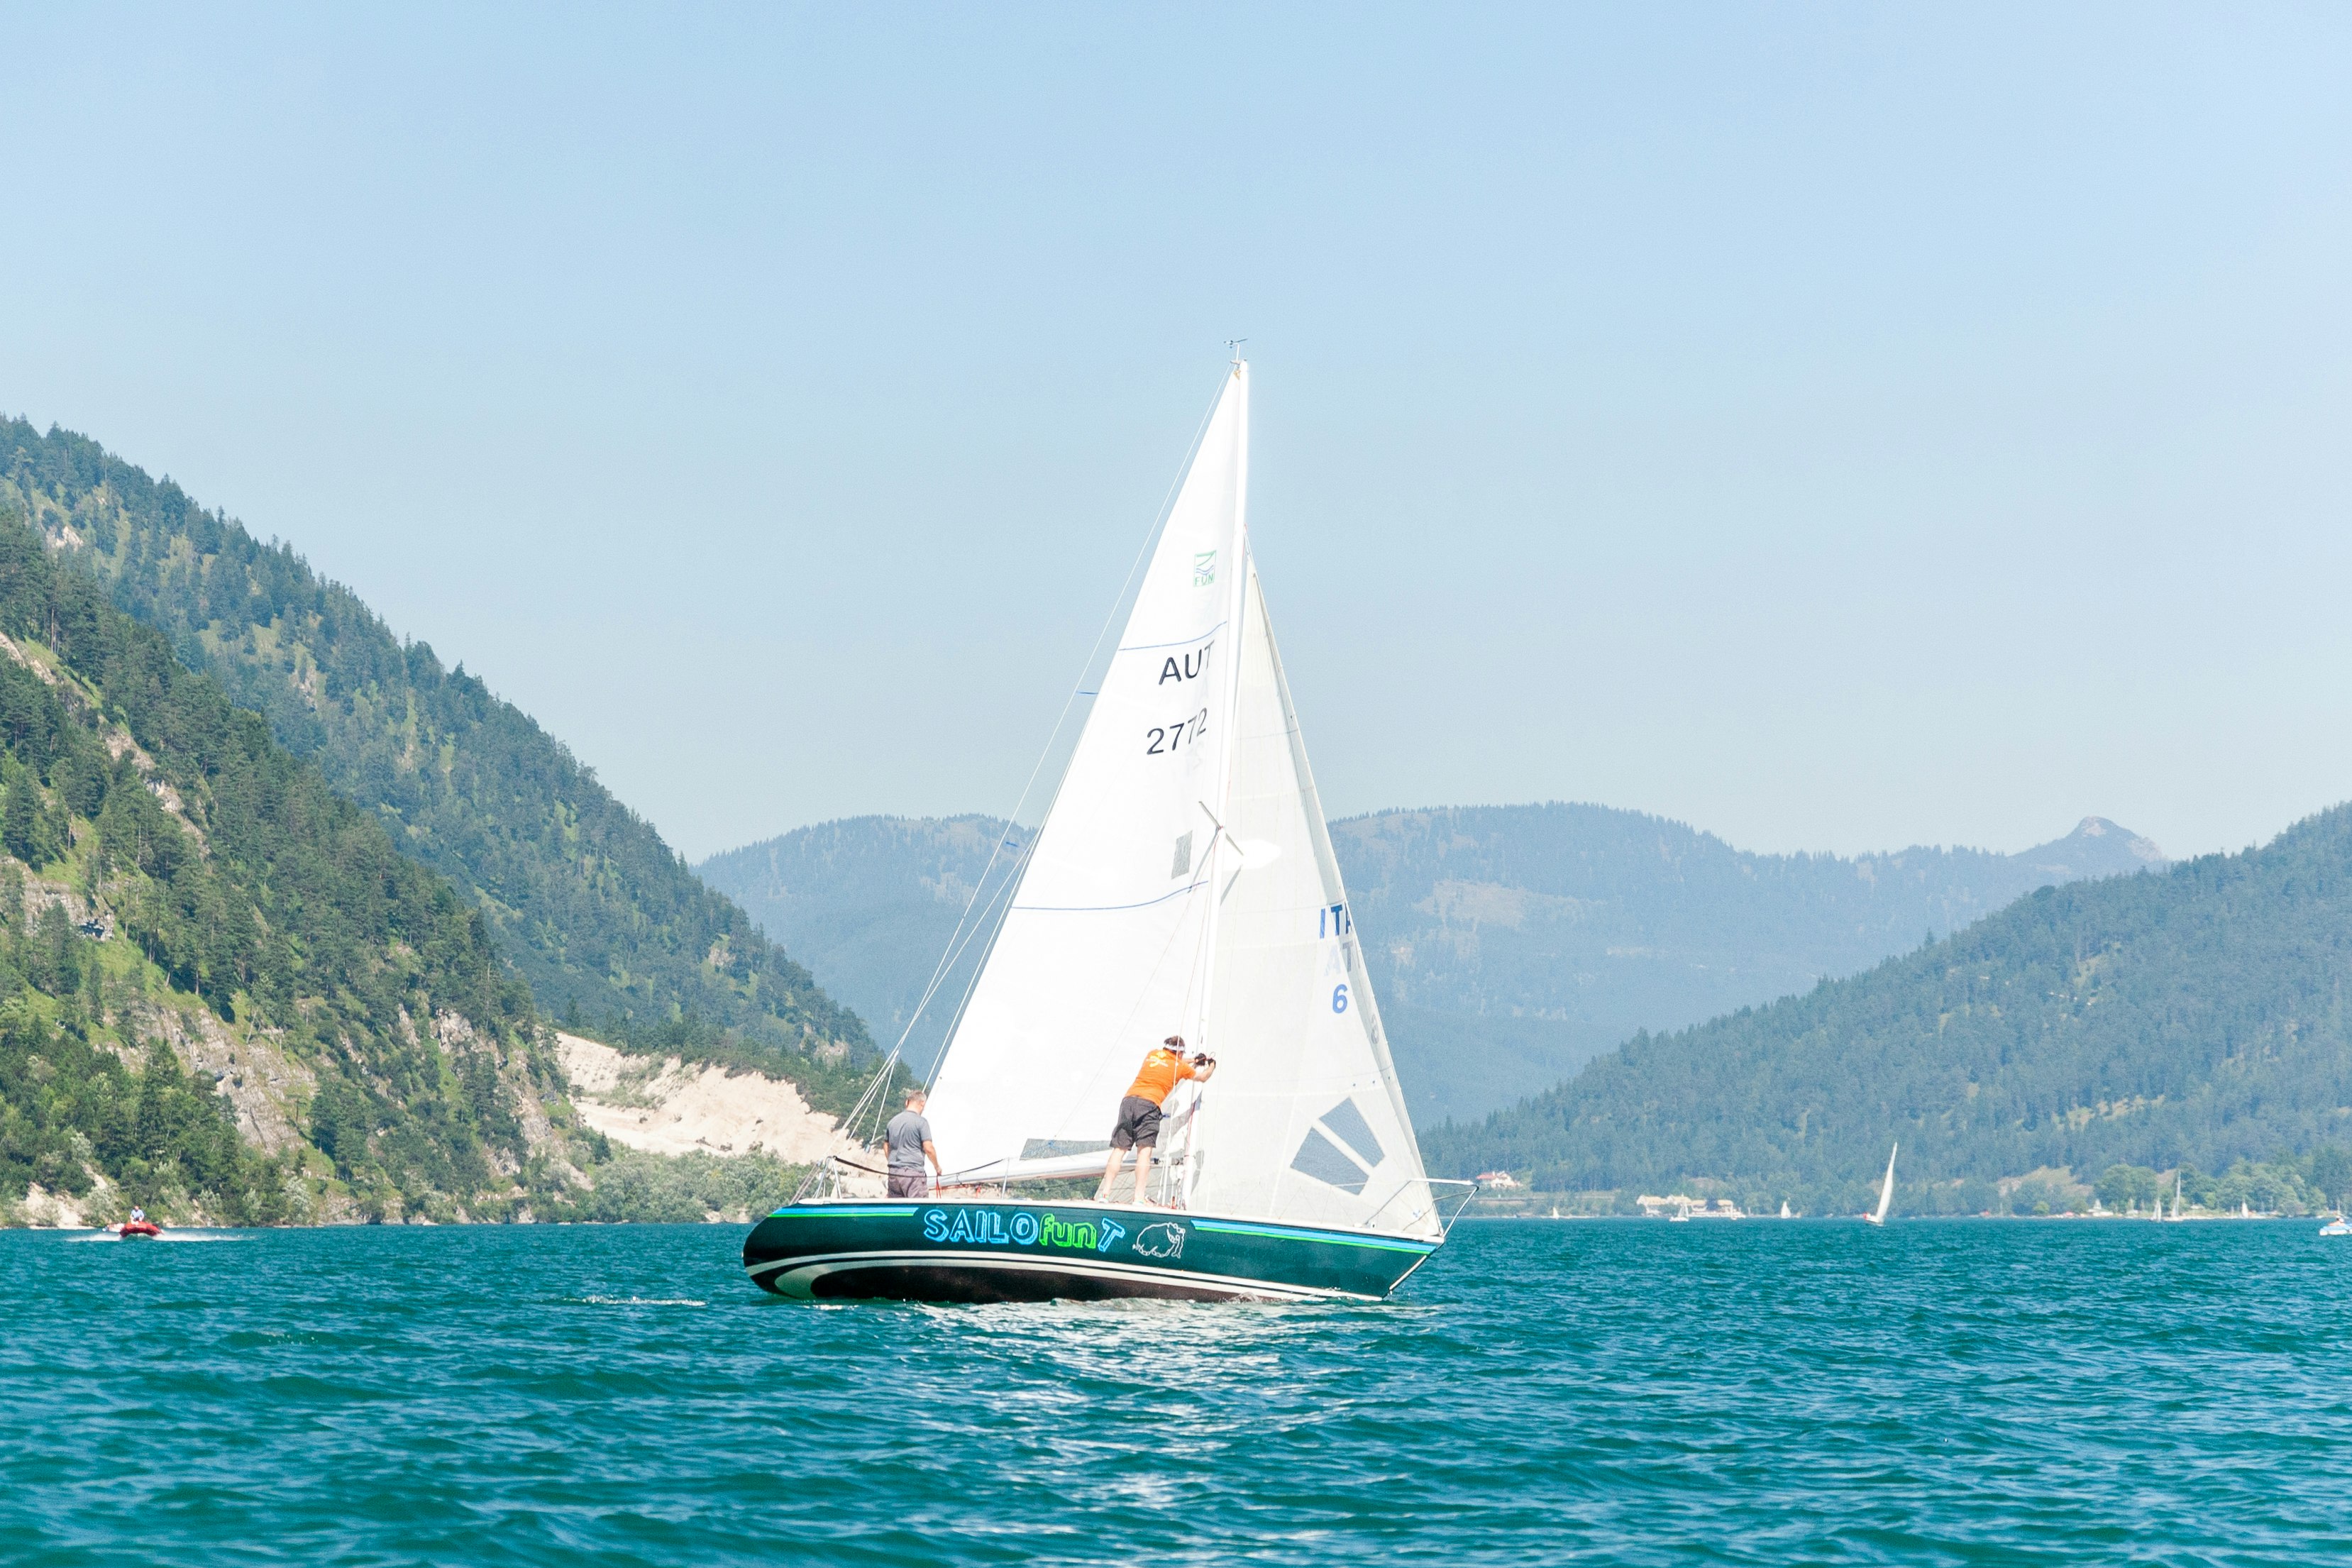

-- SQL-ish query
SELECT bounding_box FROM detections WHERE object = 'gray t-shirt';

[885,1110,934,1171]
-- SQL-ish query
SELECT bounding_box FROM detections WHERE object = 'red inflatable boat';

[116,1220,162,1239]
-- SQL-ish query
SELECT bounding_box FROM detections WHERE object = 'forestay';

[924,360,1439,1241]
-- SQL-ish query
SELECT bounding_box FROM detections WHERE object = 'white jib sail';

[1872,1144,1898,1224]
[1186,561,1440,1239]
[924,363,1439,1239]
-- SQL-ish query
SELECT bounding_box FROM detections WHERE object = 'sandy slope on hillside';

[557,1034,864,1165]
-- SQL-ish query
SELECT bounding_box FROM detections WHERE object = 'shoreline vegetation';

[1463,1154,2350,1221]
[0,1148,817,1230]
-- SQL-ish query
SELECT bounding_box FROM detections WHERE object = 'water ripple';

[6,1220,2352,1564]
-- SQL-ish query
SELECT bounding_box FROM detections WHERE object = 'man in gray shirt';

[883,1086,942,1198]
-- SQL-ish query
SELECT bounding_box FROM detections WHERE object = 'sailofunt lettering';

[917,1208,1130,1254]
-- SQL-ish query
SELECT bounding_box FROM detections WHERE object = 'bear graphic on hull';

[1134,1222,1188,1260]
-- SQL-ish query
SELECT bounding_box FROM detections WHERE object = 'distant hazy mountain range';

[699,805,2166,1121]
[699,816,1032,1079]
[1427,803,2352,1211]
[1336,805,2165,1120]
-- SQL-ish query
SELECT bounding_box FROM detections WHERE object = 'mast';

[1176,353,1250,1205]
[1193,355,1252,1044]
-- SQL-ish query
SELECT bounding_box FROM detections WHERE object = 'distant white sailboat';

[1866,1143,1897,1225]
[1780,1200,1792,1220]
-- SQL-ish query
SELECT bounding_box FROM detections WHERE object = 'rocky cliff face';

[558,1032,861,1166]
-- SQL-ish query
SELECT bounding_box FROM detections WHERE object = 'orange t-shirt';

[1125,1047,1204,1106]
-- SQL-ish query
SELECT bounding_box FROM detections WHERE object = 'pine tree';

[2,770,40,866]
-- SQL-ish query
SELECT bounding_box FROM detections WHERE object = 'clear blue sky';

[4,4,2348,862]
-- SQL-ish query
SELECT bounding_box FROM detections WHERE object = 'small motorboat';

[2320,1214,2351,1237]
[115,1219,162,1240]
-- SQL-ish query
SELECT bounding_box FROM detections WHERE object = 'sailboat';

[1865,1143,1897,1225]
[742,359,1457,1303]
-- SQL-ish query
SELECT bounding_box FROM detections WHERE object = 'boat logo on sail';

[922,1207,1144,1257]
[1193,550,1216,587]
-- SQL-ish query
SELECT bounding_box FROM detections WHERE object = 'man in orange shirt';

[1095,1035,1218,1207]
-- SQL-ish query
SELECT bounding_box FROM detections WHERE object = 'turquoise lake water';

[5,1219,2350,1565]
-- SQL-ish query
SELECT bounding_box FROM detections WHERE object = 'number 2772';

[1145,710,1209,755]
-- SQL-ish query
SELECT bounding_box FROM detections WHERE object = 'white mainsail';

[1869,1143,1897,1225]
[924,363,1440,1240]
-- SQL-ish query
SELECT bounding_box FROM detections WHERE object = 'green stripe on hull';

[1191,1219,1438,1255]
[743,1200,1437,1303]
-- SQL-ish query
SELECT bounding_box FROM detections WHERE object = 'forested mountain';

[703,805,2161,1117]
[700,816,1029,1077]
[0,419,875,1112]
[1428,805,2352,1214]
[1338,805,2165,1117]
[0,502,592,1225]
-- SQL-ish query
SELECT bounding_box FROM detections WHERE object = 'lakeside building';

[1637,1195,1745,1220]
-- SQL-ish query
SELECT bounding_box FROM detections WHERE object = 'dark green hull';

[741,1200,1440,1303]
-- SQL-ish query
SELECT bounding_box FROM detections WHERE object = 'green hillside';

[0,419,876,1112]
[0,502,593,1225]
[1428,805,2352,1215]
[1337,804,2165,1118]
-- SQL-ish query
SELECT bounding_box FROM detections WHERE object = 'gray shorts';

[888,1171,929,1198]
[1110,1094,1164,1151]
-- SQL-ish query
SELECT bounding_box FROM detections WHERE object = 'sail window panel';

[1171,832,1193,878]
[1289,1127,1371,1194]
[1318,1097,1386,1171]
